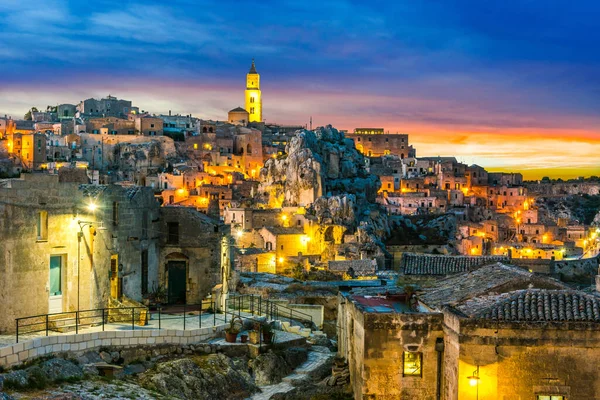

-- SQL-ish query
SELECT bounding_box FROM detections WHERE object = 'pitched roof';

[456,289,600,323]
[401,253,509,275]
[229,107,248,113]
[419,262,567,309]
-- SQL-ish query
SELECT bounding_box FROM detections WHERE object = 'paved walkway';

[0,311,256,348]
[249,346,334,400]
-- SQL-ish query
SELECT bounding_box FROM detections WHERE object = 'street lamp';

[77,220,94,312]
[75,200,100,311]
[467,366,480,399]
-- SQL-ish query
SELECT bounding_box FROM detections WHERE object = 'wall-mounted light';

[467,365,480,400]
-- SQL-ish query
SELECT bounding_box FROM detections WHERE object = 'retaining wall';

[0,325,225,370]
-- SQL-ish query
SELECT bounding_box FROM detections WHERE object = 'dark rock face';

[250,347,309,385]
[1,359,83,390]
[39,359,84,382]
[140,354,258,400]
[282,347,308,370]
[250,352,290,385]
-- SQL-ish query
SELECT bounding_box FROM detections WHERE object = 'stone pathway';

[249,346,334,400]
[0,311,256,348]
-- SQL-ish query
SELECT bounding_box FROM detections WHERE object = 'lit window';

[194,143,198,149]
[537,396,564,400]
[402,352,422,377]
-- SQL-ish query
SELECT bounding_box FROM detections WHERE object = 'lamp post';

[76,201,98,311]
[467,366,480,400]
[77,220,94,312]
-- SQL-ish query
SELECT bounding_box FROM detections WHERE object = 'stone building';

[223,207,285,230]
[337,291,445,399]
[339,262,600,399]
[0,174,160,333]
[85,117,135,135]
[157,207,227,304]
[76,95,133,119]
[134,115,164,136]
[228,107,250,126]
[347,129,411,158]
[6,132,47,170]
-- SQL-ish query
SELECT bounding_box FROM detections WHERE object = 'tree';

[24,107,39,121]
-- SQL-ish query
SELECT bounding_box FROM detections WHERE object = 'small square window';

[402,352,422,377]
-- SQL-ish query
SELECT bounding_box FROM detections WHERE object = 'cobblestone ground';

[249,347,334,400]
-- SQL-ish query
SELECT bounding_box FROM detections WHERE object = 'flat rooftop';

[350,294,415,313]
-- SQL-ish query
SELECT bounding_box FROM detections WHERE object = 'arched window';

[246,144,252,154]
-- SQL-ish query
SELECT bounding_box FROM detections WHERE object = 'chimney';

[169,110,171,116]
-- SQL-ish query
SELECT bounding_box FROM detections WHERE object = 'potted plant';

[144,284,167,311]
[240,334,248,343]
[261,321,275,344]
[249,322,261,344]
[225,316,243,343]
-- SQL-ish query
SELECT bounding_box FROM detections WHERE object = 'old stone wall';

[446,316,600,400]
[0,325,225,370]
[0,174,160,333]
[339,294,444,399]
[362,312,444,399]
[158,207,223,303]
[552,254,600,281]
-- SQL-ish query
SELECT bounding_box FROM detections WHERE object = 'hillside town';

[1,61,600,400]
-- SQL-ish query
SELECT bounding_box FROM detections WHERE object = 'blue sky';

[1,0,599,178]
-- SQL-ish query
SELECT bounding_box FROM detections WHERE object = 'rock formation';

[257,125,389,258]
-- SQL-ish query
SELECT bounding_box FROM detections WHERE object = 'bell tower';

[245,59,262,123]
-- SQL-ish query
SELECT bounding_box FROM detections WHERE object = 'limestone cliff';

[258,125,389,259]
[258,125,379,210]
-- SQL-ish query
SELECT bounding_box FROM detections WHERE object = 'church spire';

[249,59,257,74]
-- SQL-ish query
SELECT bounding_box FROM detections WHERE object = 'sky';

[0,0,599,180]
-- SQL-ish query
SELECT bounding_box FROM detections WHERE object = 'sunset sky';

[1,0,599,179]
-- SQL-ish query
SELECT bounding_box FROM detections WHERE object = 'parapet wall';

[0,326,225,370]
[552,254,600,281]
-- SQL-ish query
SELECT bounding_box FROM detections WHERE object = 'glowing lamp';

[87,202,97,212]
[278,257,284,264]
[467,366,480,387]
[281,214,288,221]
[236,230,243,238]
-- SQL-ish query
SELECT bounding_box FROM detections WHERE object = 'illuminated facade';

[245,60,262,123]
[339,263,600,399]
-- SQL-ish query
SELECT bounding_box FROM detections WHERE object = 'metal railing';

[15,299,217,343]
[154,300,217,331]
[224,294,314,329]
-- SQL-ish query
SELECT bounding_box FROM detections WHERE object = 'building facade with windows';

[338,263,600,399]
[0,174,160,333]
[346,129,411,158]
[157,207,228,305]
